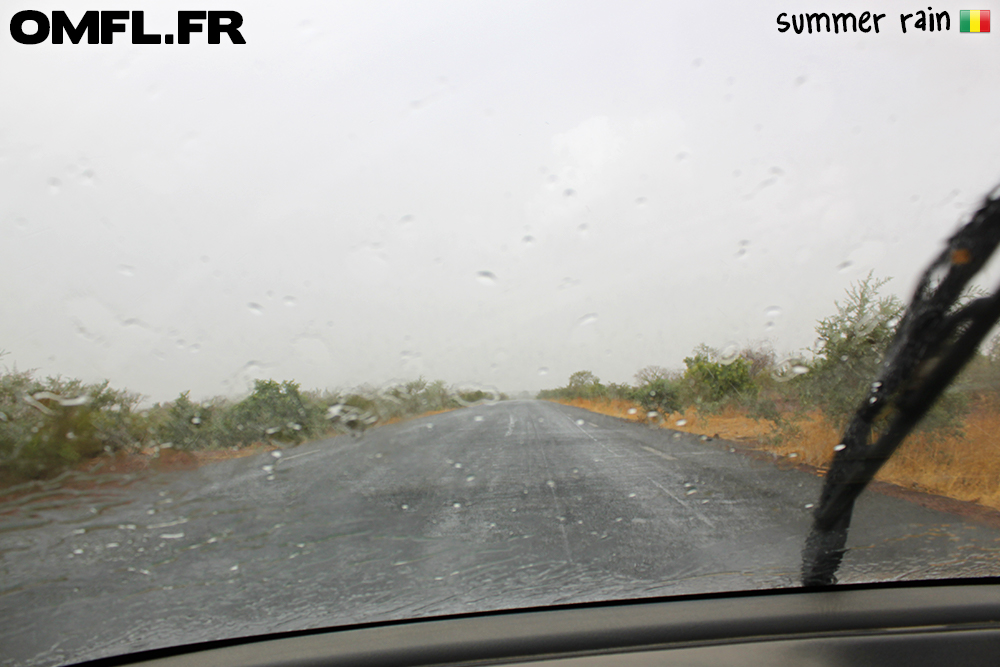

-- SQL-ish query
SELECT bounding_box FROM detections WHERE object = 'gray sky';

[3,1,1000,403]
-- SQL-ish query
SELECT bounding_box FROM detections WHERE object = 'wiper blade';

[801,185,1000,587]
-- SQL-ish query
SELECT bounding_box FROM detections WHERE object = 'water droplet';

[452,502,462,509]
[117,264,135,277]
[764,305,782,319]
[578,313,598,326]
[685,488,697,496]
[635,196,647,206]
[283,296,296,307]
[675,419,688,426]
[476,270,497,285]
[805,503,815,509]
[837,261,854,272]
[789,452,798,458]
[270,450,282,458]
[522,235,535,244]
[159,532,184,540]
[262,465,274,473]
[834,443,846,452]
[564,188,575,197]
[61,395,90,407]
[454,462,462,469]
[628,492,637,498]
[675,151,688,161]
[871,381,882,391]
[191,416,201,425]
[248,303,264,316]
[855,312,878,336]
[265,426,280,435]
[465,475,476,482]
[647,411,659,419]
[48,178,61,194]
[772,359,809,382]
[627,408,637,415]
[719,342,740,365]
[575,419,585,426]
[538,367,549,376]
[473,415,484,422]
[401,504,409,510]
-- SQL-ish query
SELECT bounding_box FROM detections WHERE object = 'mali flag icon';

[960,10,991,32]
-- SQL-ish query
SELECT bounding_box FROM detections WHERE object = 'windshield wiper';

[801,185,1000,587]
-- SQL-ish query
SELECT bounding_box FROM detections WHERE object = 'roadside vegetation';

[540,273,1000,511]
[0,366,504,488]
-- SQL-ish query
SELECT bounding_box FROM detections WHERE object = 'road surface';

[3,400,1000,666]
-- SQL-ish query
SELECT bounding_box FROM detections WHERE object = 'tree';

[633,365,672,385]
[738,341,777,379]
[806,273,904,421]
[567,370,600,388]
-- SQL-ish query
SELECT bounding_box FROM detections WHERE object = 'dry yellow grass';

[558,397,648,422]
[551,397,1000,512]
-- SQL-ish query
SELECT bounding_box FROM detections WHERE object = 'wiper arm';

[801,185,1000,587]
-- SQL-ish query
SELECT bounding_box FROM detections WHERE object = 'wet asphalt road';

[3,399,1000,666]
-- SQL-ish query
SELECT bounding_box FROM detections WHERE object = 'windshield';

[3,2,1000,665]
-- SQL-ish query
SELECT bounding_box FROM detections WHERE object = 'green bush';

[157,391,214,451]
[228,379,320,445]
[682,353,758,405]
[636,378,682,415]
[0,370,147,481]
[1,362,502,486]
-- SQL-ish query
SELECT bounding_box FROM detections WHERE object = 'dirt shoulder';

[550,397,1000,526]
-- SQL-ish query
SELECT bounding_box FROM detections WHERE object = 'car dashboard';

[79,580,1000,667]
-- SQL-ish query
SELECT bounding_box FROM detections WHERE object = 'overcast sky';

[3,1,1000,403]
